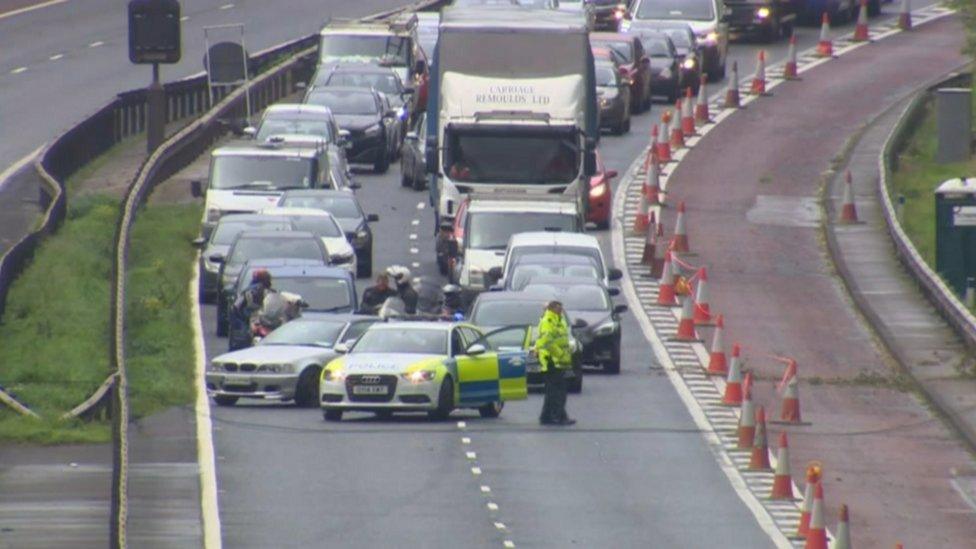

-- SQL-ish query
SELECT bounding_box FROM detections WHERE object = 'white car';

[491,231,622,288]
[320,322,529,421]
[261,207,358,276]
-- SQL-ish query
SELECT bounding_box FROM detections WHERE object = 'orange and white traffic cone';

[775,359,806,424]
[641,211,657,266]
[770,432,796,500]
[840,171,858,223]
[682,88,696,136]
[671,102,685,149]
[750,50,767,96]
[633,191,650,235]
[748,406,772,471]
[657,251,679,306]
[805,482,828,549]
[645,154,663,206]
[672,295,700,342]
[706,315,728,376]
[721,344,744,406]
[695,74,711,125]
[783,34,800,80]
[737,372,755,449]
[898,0,912,31]
[651,222,666,278]
[795,462,823,539]
[853,0,870,42]
[832,504,851,549]
[659,118,673,162]
[817,13,834,57]
[725,61,741,108]
[671,201,689,254]
[693,267,713,325]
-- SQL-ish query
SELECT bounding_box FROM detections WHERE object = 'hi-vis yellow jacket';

[534,309,573,370]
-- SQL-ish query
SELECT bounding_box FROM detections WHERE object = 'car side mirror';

[608,268,623,281]
[613,304,628,315]
[366,213,380,222]
[190,180,203,198]
[242,127,257,138]
[608,287,620,297]
[606,169,619,179]
[572,318,588,329]
[466,343,487,356]
[208,253,225,264]
[192,237,207,248]
[334,343,349,354]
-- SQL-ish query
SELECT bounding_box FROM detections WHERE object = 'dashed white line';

[0,0,67,21]
[49,53,63,61]
[411,261,420,268]
[411,219,420,226]
[481,485,492,493]
[456,421,466,429]
[461,437,471,444]
[89,41,104,48]
[10,66,27,74]
[409,247,419,254]
[486,502,499,511]
[219,3,234,10]
[416,202,426,210]
[466,451,477,460]
[409,234,418,240]
[180,15,189,21]
[471,467,482,475]
[503,541,515,548]
[494,522,506,530]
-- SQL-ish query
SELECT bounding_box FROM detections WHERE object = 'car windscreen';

[325,72,401,95]
[467,213,577,250]
[212,220,291,245]
[228,237,323,266]
[210,156,314,190]
[278,195,362,219]
[260,319,346,347]
[256,118,335,142]
[523,284,610,311]
[445,126,579,184]
[319,34,410,66]
[593,40,634,63]
[274,277,354,311]
[595,63,619,87]
[508,246,604,278]
[510,263,600,290]
[289,216,344,237]
[306,90,378,115]
[352,328,447,354]
[661,29,693,49]
[636,35,673,57]
[636,0,714,21]
[471,300,546,326]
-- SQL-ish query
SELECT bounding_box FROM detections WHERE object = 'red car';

[587,152,617,229]
[590,32,653,113]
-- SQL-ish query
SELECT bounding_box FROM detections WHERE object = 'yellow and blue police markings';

[451,351,528,406]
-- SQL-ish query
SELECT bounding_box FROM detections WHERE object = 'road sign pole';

[146,62,166,153]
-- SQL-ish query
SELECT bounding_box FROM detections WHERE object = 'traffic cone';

[651,222,666,278]
[671,201,689,254]
[783,34,800,80]
[641,211,657,265]
[724,61,741,108]
[770,432,795,500]
[832,504,851,549]
[658,120,673,163]
[853,0,870,42]
[645,154,663,206]
[805,483,828,549]
[721,344,744,406]
[693,267,713,325]
[840,171,858,223]
[682,88,696,135]
[656,251,679,306]
[670,103,685,149]
[736,371,755,448]
[775,359,805,424]
[817,13,834,57]
[632,190,650,235]
[795,463,823,539]
[748,406,772,471]
[672,295,700,341]
[750,50,767,96]
[706,315,728,376]
[898,0,912,31]
[695,75,711,125]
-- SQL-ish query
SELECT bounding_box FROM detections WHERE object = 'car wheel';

[374,146,390,174]
[622,116,631,134]
[323,409,343,421]
[411,171,426,191]
[428,377,454,421]
[400,163,412,187]
[293,367,320,408]
[214,395,238,407]
[604,342,621,375]
[568,374,583,394]
[479,401,503,418]
[216,311,228,337]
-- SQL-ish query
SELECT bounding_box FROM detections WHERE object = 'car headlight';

[331,252,355,265]
[682,58,696,70]
[364,124,382,136]
[756,7,771,19]
[599,97,611,108]
[401,370,435,383]
[209,362,226,372]
[257,363,293,373]
[594,321,617,337]
[322,369,347,383]
[206,208,222,223]
[703,31,719,44]
[620,19,631,31]
[353,230,369,247]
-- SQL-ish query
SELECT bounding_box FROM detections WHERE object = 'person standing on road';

[533,300,575,426]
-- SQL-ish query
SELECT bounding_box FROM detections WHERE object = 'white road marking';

[409,247,419,254]
[411,219,420,226]
[416,202,426,210]
[89,41,104,48]
[0,145,44,191]
[466,451,477,460]
[10,67,27,74]
[49,53,63,61]
[461,437,471,444]
[503,542,515,548]
[481,485,492,493]
[486,502,499,511]
[219,3,234,10]
[471,467,482,475]
[409,233,417,240]
[494,522,506,530]
[180,15,189,21]
[189,257,223,549]
[411,261,420,268]
[456,421,466,429]
[0,0,68,21]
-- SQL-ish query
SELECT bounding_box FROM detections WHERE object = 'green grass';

[890,98,976,267]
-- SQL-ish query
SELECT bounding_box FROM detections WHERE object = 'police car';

[319,321,528,421]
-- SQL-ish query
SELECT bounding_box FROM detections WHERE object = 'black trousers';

[540,360,569,424]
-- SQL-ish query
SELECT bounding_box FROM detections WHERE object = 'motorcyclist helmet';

[252,268,272,286]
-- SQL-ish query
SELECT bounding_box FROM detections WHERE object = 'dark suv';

[724,0,797,42]
[304,86,401,174]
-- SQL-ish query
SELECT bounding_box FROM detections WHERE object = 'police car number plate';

[353,385,388,395]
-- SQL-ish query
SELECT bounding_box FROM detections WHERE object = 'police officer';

[533,300,575,426]
[390,267,419,315]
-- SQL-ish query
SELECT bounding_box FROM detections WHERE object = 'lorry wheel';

[428,378,454,421]
[294,368,320,408]
[479,401,503,418]
[214,395,238,407]
[323,409,343,421]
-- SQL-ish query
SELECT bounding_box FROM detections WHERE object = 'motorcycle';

[250,291,304,345]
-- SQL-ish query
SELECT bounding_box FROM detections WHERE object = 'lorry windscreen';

[320,34,410,66]
[445,126,579,184]
[438,30,585,78]
[467,212,577,250]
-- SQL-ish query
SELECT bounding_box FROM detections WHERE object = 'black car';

[214,231,330,337]
[630,31,681,102]
[277,189,379,278]
[521,277,627,374]
[587,0,629,31]
[312,63,414,120]
[194,214,293,303]
[304,86,401,174]
[638,23,703,95]
[725,0,796,42]
[595,60,632,135]
[400,111,428,190]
